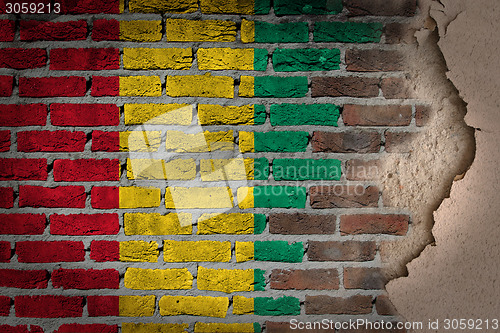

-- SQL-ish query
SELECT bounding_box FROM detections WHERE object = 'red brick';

[0,75,13,96]
[52,269,119,290]
[20,20,87,41]
[53,159,120,182]
[19,185,86,208]
[50,214,119,235]
[345,0,417,16]
[0,130,10,152]
[308,241,376,261]
[55,324,118,333]
[0,269,49,289]
[0,20,15,41]
[385,131,418,153]
[15,295,84,318]
[381,77,414,99]
[87,295,119,316]
[91,187,119,209]
[343,105,412,126]
[312,77,379,98]
[0,158,47,180]
[0,325,43,333]
[60,0,122,14]
[91,76,119,97]
[16,241,85,263]
[0,104,47,127]
[305,295,372,314]
[0,214,46,235]
[50,104,119,126]
[266,322,332,333]
[91,131,119,151]
[346,159,381,181]
[384,23,417,44]
[90,240,119,262]
[310,185,379,208]
[92,19,119,41]
[269,213,336,234]
[0,48,47,69]
[344,267,387,289]
[416,105,431,127]
[50,48,119,70]
[312,131,381,153]
[17,131,86,152]
[19,76,86,97]
[271,269,339,290]
[340,214,409,235]
[0,187,13,208]
[0,241,10,262]
[346,49,406,72]
[0,296,10,316]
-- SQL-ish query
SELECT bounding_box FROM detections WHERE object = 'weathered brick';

[0,20,15,41]
[118,295,156,317]
[124,267,193,290]
[308,241,376,261]
[19,76,86,97]
[17,131,86,152]
[166,74,233,98]
[120,240,159,263]
[197,266,263,293]
[119,76,162,96]
[270,103,340,126]
[164,240,231,262]
[119,20,162,42]
[20,20,87,41]
[381,77,414,99]
[130,0,198,13]
[0,214,46,235]
[0,131,10,152]
[239,76,308,98]
[16,241,84,263]
[0,48,47,69]
[273,159,341,181]
[0,241,10,262]
[0,187,13,208]
[343,105,412,126]
[274,0,342,15]
[269,213,336,234]
[50,48,119,70]
[53,159,119,182]
[124,103,192,125]
[123,48,192,70]
[238,186,307,209]
[197,48,267,71]
[384,23,417,44]
[271,269,339,290]
[15,295,84,318]
[314,21,383,42]
[344,267,387,289]
[121,187,162,209]
[311,76,380,97]
[241,19,308,43]
[0,269,49,289]
[0,75,13,96]
[0,159,47,180]
[272,48,340,71]
[59,0,123,14]
[310,185,379,208]
[200,0,270,14]
[340,214,410,235]
[90,240,119,262]
[19,185,85,208]
[55,324,118,333]
[52,269,119,290]
[385,131,418,153]
[0,104,47,127]
[50,214,119,235]
[346,159,381,181]
[346,49,406,72]
[159,296,229,318]
[416,105,431,127]
[50,104,119,126]
[305,295,372,314]
[239,131,308,153]
[165,187,233,209]
[166,19,236,42]
[92,19,119,41]
[87,295,118,316]
[0,296,10,316]
[345,0,417,16]
[376,295,399,315]
[312,131,381,153]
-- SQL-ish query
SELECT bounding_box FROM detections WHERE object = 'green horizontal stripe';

[253,186,307,208]
[254,76,308,98]
[253,268,266,291]
[270,103,340,126]
[274,0,342,15]
[273,159,342,181]
[314,22,383,43]
[254,131,308,152]
[273,48,340,72]
[254,296,301,315]
[255,21,309,43]
[253,214,267,234]
[255,240,303,262]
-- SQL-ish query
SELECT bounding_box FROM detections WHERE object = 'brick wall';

[0,0,423,331]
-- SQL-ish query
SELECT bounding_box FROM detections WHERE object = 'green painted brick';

[274,0,342,15]
[253,105,266,125]
[253,323,261,332]
[255,21,309,43]
[254,296,301,315]
[253,49,268,71]
[273,159,342,181]
[254,0,271,14]
[254,240,304,262]
[273,48,341,72]
[254,131,308,152]
[254,214,267,234]
[254,76,308,98]
[270,103,340,126]
[253,268,266,291]
[253,186,307,208]
[254,157,269,180]
[314,22,383,43]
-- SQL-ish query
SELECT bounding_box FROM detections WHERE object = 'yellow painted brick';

[126,159,196,180]
[197,266,254,293]
[119,131,161,152]
[165,187,234,209]
[194,323,256,333]
[123,48,192,70]
[124,213,192,235]
[239,131,255,152]
[233,295,254,315]
[129,0,198,13]
[120,20,162,42]
[239,76,255,97]
[235,241,254,262]
[198,48,254,70]
[119,76,162,97]
[159,296,229,318]
[124,267,193,290]
[166,19,236,42]
[119,0,125,13]
[198,213,254,235]
[200,0,254,14]
[119,295,155,317]
[241,19,255,43]
[119,241,159,262]
[122,323,189,333]
[119,187,161,208]
[200,158,251,181]
[237,187,254,209]
[164,240,231,262]
[124,103,192,125]
[198,104,255,125]
[166,130,234,152]
[244,158,255,179]
[166,74,234,98]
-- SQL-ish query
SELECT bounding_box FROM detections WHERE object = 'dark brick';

[340,214,409,235]
[344,267,387,289]
[385,131,418,153]
[346,159,381,181]
[344,0,417,16]
[312,131,381,153]
[343,105,412,126]
[384,23,417,44]
[308,241,376,261]
[416,105,431,127]
[310,185,379,208]
[305,295,373,314]
[376,295,399,315]
[269,213,336,234]
[271,269,339,290]
[312,76,379,98]
[381,77,414,99]
[346,49,406,72]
